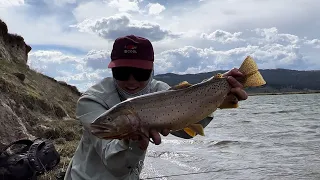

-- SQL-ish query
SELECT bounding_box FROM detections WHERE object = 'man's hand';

[223,68,248,101]
[125,129,170,150]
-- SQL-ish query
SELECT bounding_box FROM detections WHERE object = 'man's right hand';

[123,128,170,150]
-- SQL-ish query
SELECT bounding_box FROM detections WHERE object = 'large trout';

[90,56,266,140]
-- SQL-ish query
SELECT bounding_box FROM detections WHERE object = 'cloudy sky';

[1,0,319,91]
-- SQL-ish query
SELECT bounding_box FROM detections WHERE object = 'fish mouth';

[89,114,139,139]
[90,123,136,139]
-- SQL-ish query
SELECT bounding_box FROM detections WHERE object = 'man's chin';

[124,87,140,94]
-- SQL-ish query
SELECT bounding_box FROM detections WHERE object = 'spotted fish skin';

[90,56,266,139]
[124,77,230,130]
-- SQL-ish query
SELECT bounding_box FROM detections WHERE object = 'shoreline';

[248,91,320,96]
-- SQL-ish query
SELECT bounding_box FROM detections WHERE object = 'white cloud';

[72,1,117,22]
[154,27,318,74]
[71,13,181,41]
[28,50,81,64]
[253,27,300,46]
[27,50,84,77]
[108,0,141,12]
[201,30,243,44]
[159,0,320,38]
[84,49,111,70]
[53,0,76,6]
[27,49,112,92]
[0,0,24,8]
[304,39,320,48]
[1,0,319,91]
[147,3,165,15]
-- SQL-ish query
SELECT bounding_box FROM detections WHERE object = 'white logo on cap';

[124,45,137,54]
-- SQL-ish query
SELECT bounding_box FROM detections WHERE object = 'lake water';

[140,94,320,180]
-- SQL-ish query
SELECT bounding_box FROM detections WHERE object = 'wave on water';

[206,140,241,148]
[161,138,205,145]
[251,108,301,115]
[140,163,168,180]
[147,150,191,159]
[144,150,202,179]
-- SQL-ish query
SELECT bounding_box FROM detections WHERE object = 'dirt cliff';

[0,19,82,179]
[0,19,31,64]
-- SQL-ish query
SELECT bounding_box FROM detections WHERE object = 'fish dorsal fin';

[183,124,205,137]
[214,73,224,79]
[169,81,193,90]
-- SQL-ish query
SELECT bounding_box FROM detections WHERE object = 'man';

[64,35,247,180]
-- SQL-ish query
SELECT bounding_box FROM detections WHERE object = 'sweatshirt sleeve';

[75,94,145,178]
[75,93,130,151]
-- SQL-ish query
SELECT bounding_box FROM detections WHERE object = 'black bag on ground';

[0,138,60,180]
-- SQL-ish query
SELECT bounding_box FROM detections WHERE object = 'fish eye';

[107,117,111,121]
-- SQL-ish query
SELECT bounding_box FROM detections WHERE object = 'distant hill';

[154,69,320,94]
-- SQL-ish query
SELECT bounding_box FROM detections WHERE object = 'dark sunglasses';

[112,67,152,81]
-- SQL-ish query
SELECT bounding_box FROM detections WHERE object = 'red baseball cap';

[108,35,154,70]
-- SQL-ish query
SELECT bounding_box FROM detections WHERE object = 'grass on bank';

[0,59,82,179]
[37,119,82,180]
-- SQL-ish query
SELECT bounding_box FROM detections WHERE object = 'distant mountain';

[154,69,320,94]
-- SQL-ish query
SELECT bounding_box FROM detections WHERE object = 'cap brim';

[108,59,153,69]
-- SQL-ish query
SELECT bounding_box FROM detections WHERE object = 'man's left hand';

[223,68,248,101]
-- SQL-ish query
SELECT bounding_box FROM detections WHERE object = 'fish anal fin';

[183,127,197,137]
[169,81,193,90]
[183,124,205,137]
[238,56,266,88]
[219,102,239,109]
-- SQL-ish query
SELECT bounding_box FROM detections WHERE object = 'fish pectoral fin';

[169,81,193,90]
[183,124,205,137]
[219,102,239,109]
[125,109,139,116]
[189,124,205,136]
[218,94,239,109]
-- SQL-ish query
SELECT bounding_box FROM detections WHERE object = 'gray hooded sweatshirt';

[64,77,213,180]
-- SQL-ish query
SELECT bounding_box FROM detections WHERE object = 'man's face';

[112,67,152,94]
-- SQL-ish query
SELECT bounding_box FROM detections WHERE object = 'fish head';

[90,107,140,139]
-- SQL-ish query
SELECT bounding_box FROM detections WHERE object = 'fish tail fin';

[238,56,266,88]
